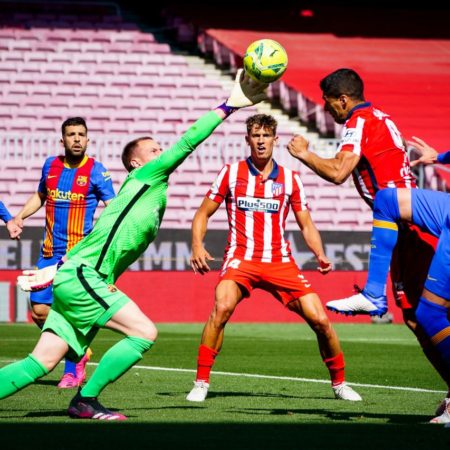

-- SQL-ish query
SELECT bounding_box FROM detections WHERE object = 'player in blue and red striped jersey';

[12,117,115,388]
[287,68,450,417]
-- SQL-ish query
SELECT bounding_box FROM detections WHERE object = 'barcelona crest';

[76,175,88,186]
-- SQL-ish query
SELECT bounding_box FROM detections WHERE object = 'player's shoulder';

[41,155,60,172]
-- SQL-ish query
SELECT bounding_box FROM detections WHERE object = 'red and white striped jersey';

[337,103,416,208]
[207,158,308,263]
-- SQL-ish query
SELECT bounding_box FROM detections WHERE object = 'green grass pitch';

[0,323,449,450]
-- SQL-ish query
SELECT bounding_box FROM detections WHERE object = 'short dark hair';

[121,137,153,172]
[61,117,88,135]
[320,68,365,100]
[245,114,278,135]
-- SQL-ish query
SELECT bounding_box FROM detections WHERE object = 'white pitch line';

[90,362,446,394]
[0,358,445,394]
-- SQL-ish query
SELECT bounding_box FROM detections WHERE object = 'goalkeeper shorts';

[43,258,130,360]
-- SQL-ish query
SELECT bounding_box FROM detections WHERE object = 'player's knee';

[131,321,158,341]
[212,298,236,324]
[310,314,332,337]
[31,304,50,328]
[373,188,400,222]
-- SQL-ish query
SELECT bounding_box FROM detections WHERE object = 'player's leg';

[327,188,404,316]
[30,255,90,389]
[187,279,245,402]
[391,226,450,415]
[66,302,154,421]
[77,300,156,401]
[0,331,67,399]
[287,294,361,401]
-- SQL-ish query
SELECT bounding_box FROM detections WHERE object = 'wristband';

[216,102,238,118]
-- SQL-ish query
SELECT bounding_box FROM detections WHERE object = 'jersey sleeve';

[290,172,309,212]
[336,115,365,156]
[37,157,52,194]
[92,161,115,202]
[437,151,450,164]
[0,201,12,223]
[206,165,229,204]
[136,111,223,183]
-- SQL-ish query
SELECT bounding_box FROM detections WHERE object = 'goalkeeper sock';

[323,352,345,386]
[0,354,48,399]
[364,188,400,299]
[81,336,153,398]
[195,345,219,383]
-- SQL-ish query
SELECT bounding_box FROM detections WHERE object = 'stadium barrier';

[0,269,401,324]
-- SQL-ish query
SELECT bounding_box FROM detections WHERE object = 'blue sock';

[416,298,450,370]
[64,359,76,376]
[365,189,400,298]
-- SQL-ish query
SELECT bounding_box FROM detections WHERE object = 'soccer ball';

[243,39,288,83]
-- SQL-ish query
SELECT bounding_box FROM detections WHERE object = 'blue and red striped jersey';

[38,155,115,257]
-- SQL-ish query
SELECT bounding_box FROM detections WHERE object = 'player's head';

[60,117,89,160]
[245,114,278,163]
[121,137,163,172]
[320,68,365,124]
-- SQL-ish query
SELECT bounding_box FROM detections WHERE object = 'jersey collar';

[346,102,372,121]
[63,154,89,169]
[246,157,279,179]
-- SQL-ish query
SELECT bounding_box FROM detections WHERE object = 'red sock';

[196,345,219,383]
[323,352,345,386]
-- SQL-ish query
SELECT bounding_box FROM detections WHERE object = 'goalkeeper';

[0,70,267,420]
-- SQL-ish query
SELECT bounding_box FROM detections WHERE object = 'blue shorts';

[29,255,61,305]
[411,189,450,300]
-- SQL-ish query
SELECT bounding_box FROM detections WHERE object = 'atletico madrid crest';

[272,182,283,196]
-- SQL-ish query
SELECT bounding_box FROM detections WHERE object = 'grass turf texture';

[0,323,448,450]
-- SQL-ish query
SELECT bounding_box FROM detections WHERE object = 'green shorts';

[43,258,130,360]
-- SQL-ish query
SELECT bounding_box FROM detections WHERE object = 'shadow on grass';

[0,422,448,450]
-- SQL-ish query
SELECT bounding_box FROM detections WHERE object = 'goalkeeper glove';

[220,69,268,113]
[17,259,64,292]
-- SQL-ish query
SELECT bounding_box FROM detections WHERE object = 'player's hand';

[408,136,438,167]
[17,264,58,292]
[317,255,332,275]
[287,134,310,160]
[6,219,23,240]
[190,245,214,275]
[226,69,268,108]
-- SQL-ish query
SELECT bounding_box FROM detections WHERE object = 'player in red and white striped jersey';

[186,114,362,403]
[287,68,450,413]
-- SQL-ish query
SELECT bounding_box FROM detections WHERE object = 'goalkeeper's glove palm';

[226,69,268,108]
[17,263,58,292]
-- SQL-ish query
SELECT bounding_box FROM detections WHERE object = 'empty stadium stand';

[5,2,429,232]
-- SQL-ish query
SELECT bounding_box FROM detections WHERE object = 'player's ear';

[130,159,140,169]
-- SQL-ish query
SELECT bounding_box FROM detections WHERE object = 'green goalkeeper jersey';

[67,111,222,283]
